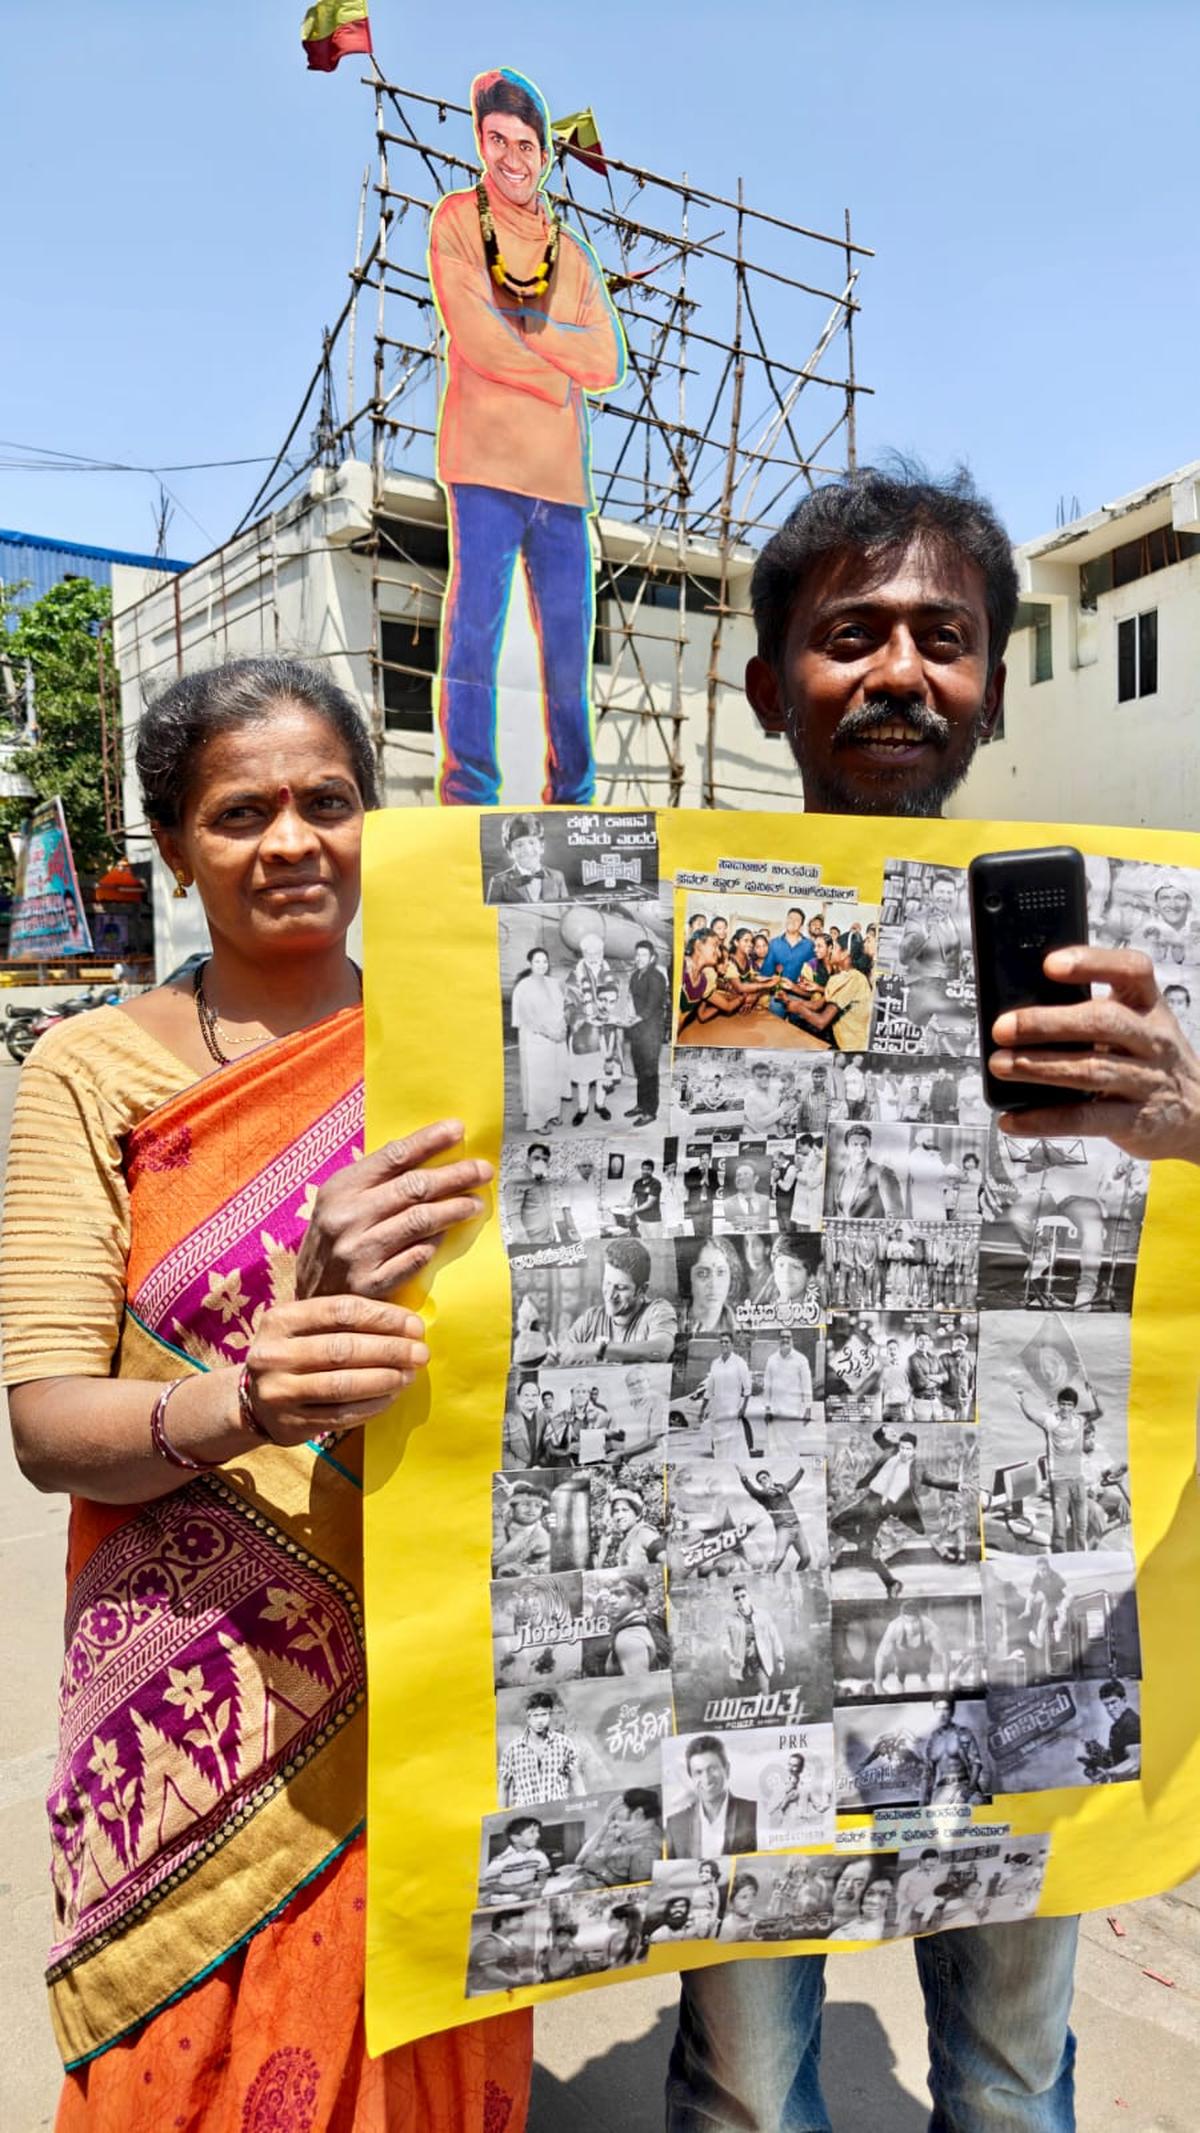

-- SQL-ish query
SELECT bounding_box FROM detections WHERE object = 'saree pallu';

[48,1008,530,2128]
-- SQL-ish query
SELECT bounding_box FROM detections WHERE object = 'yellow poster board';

[362,805,1200,2055]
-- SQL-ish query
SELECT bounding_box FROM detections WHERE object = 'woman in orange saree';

[0,658,531,2131]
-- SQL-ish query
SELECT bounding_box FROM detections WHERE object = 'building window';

[1081,524,1200,609]
[1117,610,1157,703]
[1031,605,1053,683]
[593,563,716,668]
[379,617,439,731]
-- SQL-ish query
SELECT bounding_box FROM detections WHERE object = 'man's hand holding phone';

[989,944,1200,1163]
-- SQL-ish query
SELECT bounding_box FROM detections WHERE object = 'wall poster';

[361,805,1200,2055]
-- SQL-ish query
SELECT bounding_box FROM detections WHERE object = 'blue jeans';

[438,482,595,806]
[667,1919,1079,2131]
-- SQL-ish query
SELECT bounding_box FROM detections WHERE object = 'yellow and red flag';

[302,1,373,73]
[552,107,608,177]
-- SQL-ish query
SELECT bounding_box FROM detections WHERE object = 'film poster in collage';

[464,827,1182,1996]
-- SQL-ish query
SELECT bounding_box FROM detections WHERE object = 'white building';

[951,459,1200,832]
[112,459,796,970]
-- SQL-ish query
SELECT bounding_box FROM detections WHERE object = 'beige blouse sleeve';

[0,1011,191,1384]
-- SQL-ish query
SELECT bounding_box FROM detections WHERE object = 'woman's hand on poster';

[295,1119,492,1301]
[989,947,1200,1163]
[243,1293,430,1441]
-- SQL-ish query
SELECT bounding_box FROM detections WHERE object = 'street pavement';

[0,1054,1197,2130]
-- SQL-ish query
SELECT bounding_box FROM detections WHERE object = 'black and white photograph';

[668,1328,826,1461]
[477,1785,665,1908]
[660,1723,836,1857]
[665,1458,829,1584]
[987,1676,1142,1794]
[676,1230,824,1341]
[835,1693,993,1810]
[499,901,672,1135]
[1086,854,1200,994]
[893,1836,1050,1932]
[977,1128,1148,1314]
[832,1588,986,1703]
[495,1676,673,1807]
[981,1553,1142,1689]
[482,809,659,906]
[509,1234,679,1371]
[669,1049,836,1139]
[502,1365,671,1469]
[824,1220,980,1311]
[677,891,879,1055]
[976,1311,1133,1556]
[580,1568,671,1679]
[491,1572,590,1689]
[648,1858,731,1939]
[500,1135,604,1248]
[596,1136,676,1236]
[538,1889,652,1978]
[827,1426,982,1599]
[668,1568,832,1735]
[465,1901,546,1996]
[871,861,977,1058]
[711,1853,881,1942]
[825,1315,979,1425]
[824,1121,988,1225]
[826,1056,991,1129]
[492,1470,593,1578]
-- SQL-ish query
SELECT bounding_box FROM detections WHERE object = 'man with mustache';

[667,462,1200,2133]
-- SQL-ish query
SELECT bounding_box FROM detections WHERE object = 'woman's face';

[159,703,363,961]
[529,948,550,976]
[690,1242,731,1321]
[862,1878,891,1923]
[772,1251,808,1301]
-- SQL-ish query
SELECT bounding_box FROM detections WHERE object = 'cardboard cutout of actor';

[428,67,627,806]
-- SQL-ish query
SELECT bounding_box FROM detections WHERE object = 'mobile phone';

[968,845,1091,1110]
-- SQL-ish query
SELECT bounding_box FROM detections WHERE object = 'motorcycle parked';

[3,983,123,1064]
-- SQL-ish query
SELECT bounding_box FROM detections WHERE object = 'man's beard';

[790,694,983,818]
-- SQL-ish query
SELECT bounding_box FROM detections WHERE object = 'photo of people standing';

[499,902,672,1133]
[429,68,626,805]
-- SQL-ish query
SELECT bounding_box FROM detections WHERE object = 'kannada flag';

[552,106,608,176]
[302,1,372,73]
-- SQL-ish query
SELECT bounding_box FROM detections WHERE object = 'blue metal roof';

[0,528,190,609]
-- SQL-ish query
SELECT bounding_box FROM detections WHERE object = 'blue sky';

[4,0,1198,563]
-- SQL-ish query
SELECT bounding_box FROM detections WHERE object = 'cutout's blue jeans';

[439,482,594,806]
[667,1918,1079,2132]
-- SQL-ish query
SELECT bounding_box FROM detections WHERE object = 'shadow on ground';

[529,1999,928,2131]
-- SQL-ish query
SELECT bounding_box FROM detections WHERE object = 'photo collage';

[464,823,1176,1998]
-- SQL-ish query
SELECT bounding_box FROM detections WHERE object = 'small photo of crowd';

[824,1219,980,1312]
[975,1311,1133,1557]
[668,1325,826,1461]
[477,1785,665,1909]
[832,1586,986,1704]
[495,1676,672,1808]
[677,892,879,1054]
[824,1314,979,1426]
[661,1722,835,1857]
[981,1552,1141,1691]
[669,1050,835,1138]
[824,1121,988,1225]
[499,900,672,1135]
[987,1675,1142,1792]
[977,1129,1149,1315]
[826,1056,991,1129]
[502,1365,671,1470]
[827,1424,982,1599]
[835,1692,993,1809]
[491,1462,666,1578]
[665,1457,828,1585]
[667,1567,833,1735]
[482,809,659,907]
[490,1564,670,1690]
[870,862,977,1059]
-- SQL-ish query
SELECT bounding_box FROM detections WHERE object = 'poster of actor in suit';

[429,69,626,806]
[668,1570,832,1734]
[482,810,658,903]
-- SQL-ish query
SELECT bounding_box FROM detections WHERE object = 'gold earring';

[173,871,188,899]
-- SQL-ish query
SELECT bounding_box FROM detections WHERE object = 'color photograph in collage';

[677,890,879,1055]
[870,862,976,1058]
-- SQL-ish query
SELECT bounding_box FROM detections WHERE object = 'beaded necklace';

[475,181,559,300]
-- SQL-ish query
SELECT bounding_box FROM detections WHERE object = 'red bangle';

[150,1379,224,1472]
[237,1363,279,1444]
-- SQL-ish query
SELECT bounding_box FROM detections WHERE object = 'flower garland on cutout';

[476,182,560,300]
